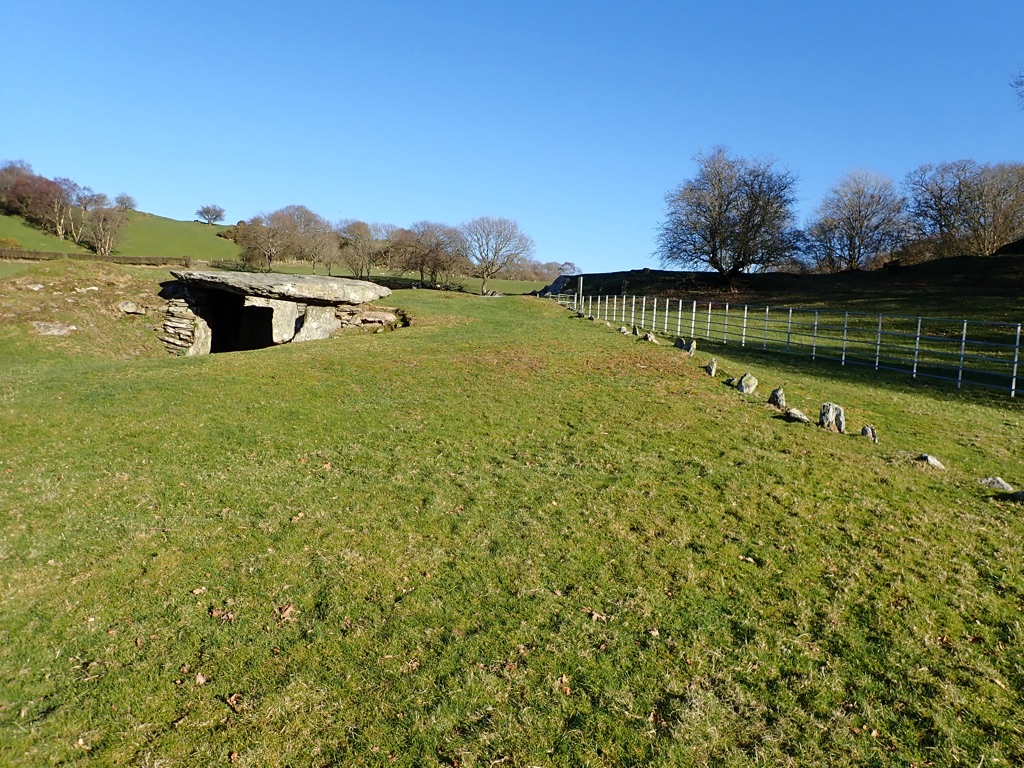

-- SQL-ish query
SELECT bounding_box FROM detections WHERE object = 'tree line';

[220,208,576,292]
[0,161,136,257]
[657,148,1024,278]
[1,160,576,292]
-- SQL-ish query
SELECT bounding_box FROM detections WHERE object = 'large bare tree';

[400,221,467,287]
[805,171,907,272]
[276,205,338,274]
[657,147,800,279]
[905,161,1024,259]
[237,211,293,271]
[337,220,390,279]
[460,216,534,294]
[84,205,126,258]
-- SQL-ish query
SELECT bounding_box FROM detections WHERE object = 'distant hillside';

[0,211,240,262]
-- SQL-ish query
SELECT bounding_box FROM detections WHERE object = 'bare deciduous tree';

[84,205,126,258]
[237,211,292,271]
[1012,67,1024,108]
[337,220,393,279]
[275,205,338,274]
[805,171,907,272]
[196,204,226,225]
[400,221,467,287]
[460,216,534,294]
[114,193,136,212]
[657,147,800,279]
[905,161,1024,259]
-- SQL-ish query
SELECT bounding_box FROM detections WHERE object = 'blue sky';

[2,1,1022,273]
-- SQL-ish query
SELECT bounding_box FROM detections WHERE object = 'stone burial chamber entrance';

[157,270,399,355]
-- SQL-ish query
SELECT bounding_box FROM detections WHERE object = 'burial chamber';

[158,270,395,355]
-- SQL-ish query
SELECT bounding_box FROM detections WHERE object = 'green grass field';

[0,211,239,262]
[0,215,89,254]
[115,212,239,262]
[1,261,1023,766]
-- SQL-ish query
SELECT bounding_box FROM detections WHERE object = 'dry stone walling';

[158,271,398,355]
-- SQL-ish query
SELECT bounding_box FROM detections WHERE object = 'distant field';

[0,214,89,253]
[1,260,1023,766]
[114,211,239,261]
[0,211,239,262]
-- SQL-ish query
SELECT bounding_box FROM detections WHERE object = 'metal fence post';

[957,319,968,389]
[677,299,683,337]
[741,305,748,347]
[641,297,647,329]
[706,302,712,340]
[786,308,792,352]
[841,312,849,366]
[631,296,636,326]
[1012,323,1021,398]
[664,301,670,334]
[651,298,658,332]
[912,317,922,379]
[874,315,883,370]
[763,306,769,350]
[812,310,819,360]
[691,301,697,338]
[723,303,730,344]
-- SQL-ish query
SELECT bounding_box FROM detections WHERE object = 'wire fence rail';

[552,294,1022,398]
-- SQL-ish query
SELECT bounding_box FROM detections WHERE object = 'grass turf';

[1,261,1023,766]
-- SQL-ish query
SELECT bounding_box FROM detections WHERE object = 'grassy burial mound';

[1,262,1023,765]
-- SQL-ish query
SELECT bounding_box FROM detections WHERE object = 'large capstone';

[169,270,391,305]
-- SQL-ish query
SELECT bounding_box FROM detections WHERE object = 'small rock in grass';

[674,337,686,350]
[736,373,758,395]
[784,407,811,424]
[685,339,697,357]
[861,425,878,444]
[819,402,846,434]
[768,387,786,410]
[640,331,659,344]
[117,300,145,315]
[618,326,630,335]
[917,454,945,470]
[632,325,640,336]
[587,315,596,321]
[979,477,1013,492]
[706,358,717,377]
[27,284,44,291]
[724,377,736,387]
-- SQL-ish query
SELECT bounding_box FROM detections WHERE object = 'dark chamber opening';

[204,292,276,353]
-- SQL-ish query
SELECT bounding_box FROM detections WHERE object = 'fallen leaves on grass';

[226,693,243,713]
[210,606,236,623]
[273,604,299,625]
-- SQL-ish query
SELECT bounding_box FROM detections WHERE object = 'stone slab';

[170,270,391,305]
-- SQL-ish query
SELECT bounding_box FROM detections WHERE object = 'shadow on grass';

[686,338,1023,411]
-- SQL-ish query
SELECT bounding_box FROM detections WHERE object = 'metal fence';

[553,294,1022,398]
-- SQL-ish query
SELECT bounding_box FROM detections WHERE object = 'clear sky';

[2,1,1021,273]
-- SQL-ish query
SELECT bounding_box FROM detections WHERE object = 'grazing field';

[1,261,1023,766]
[0,211,238,262]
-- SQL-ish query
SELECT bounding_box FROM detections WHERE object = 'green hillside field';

[0,211,239,262]
[1,259,1022,766]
